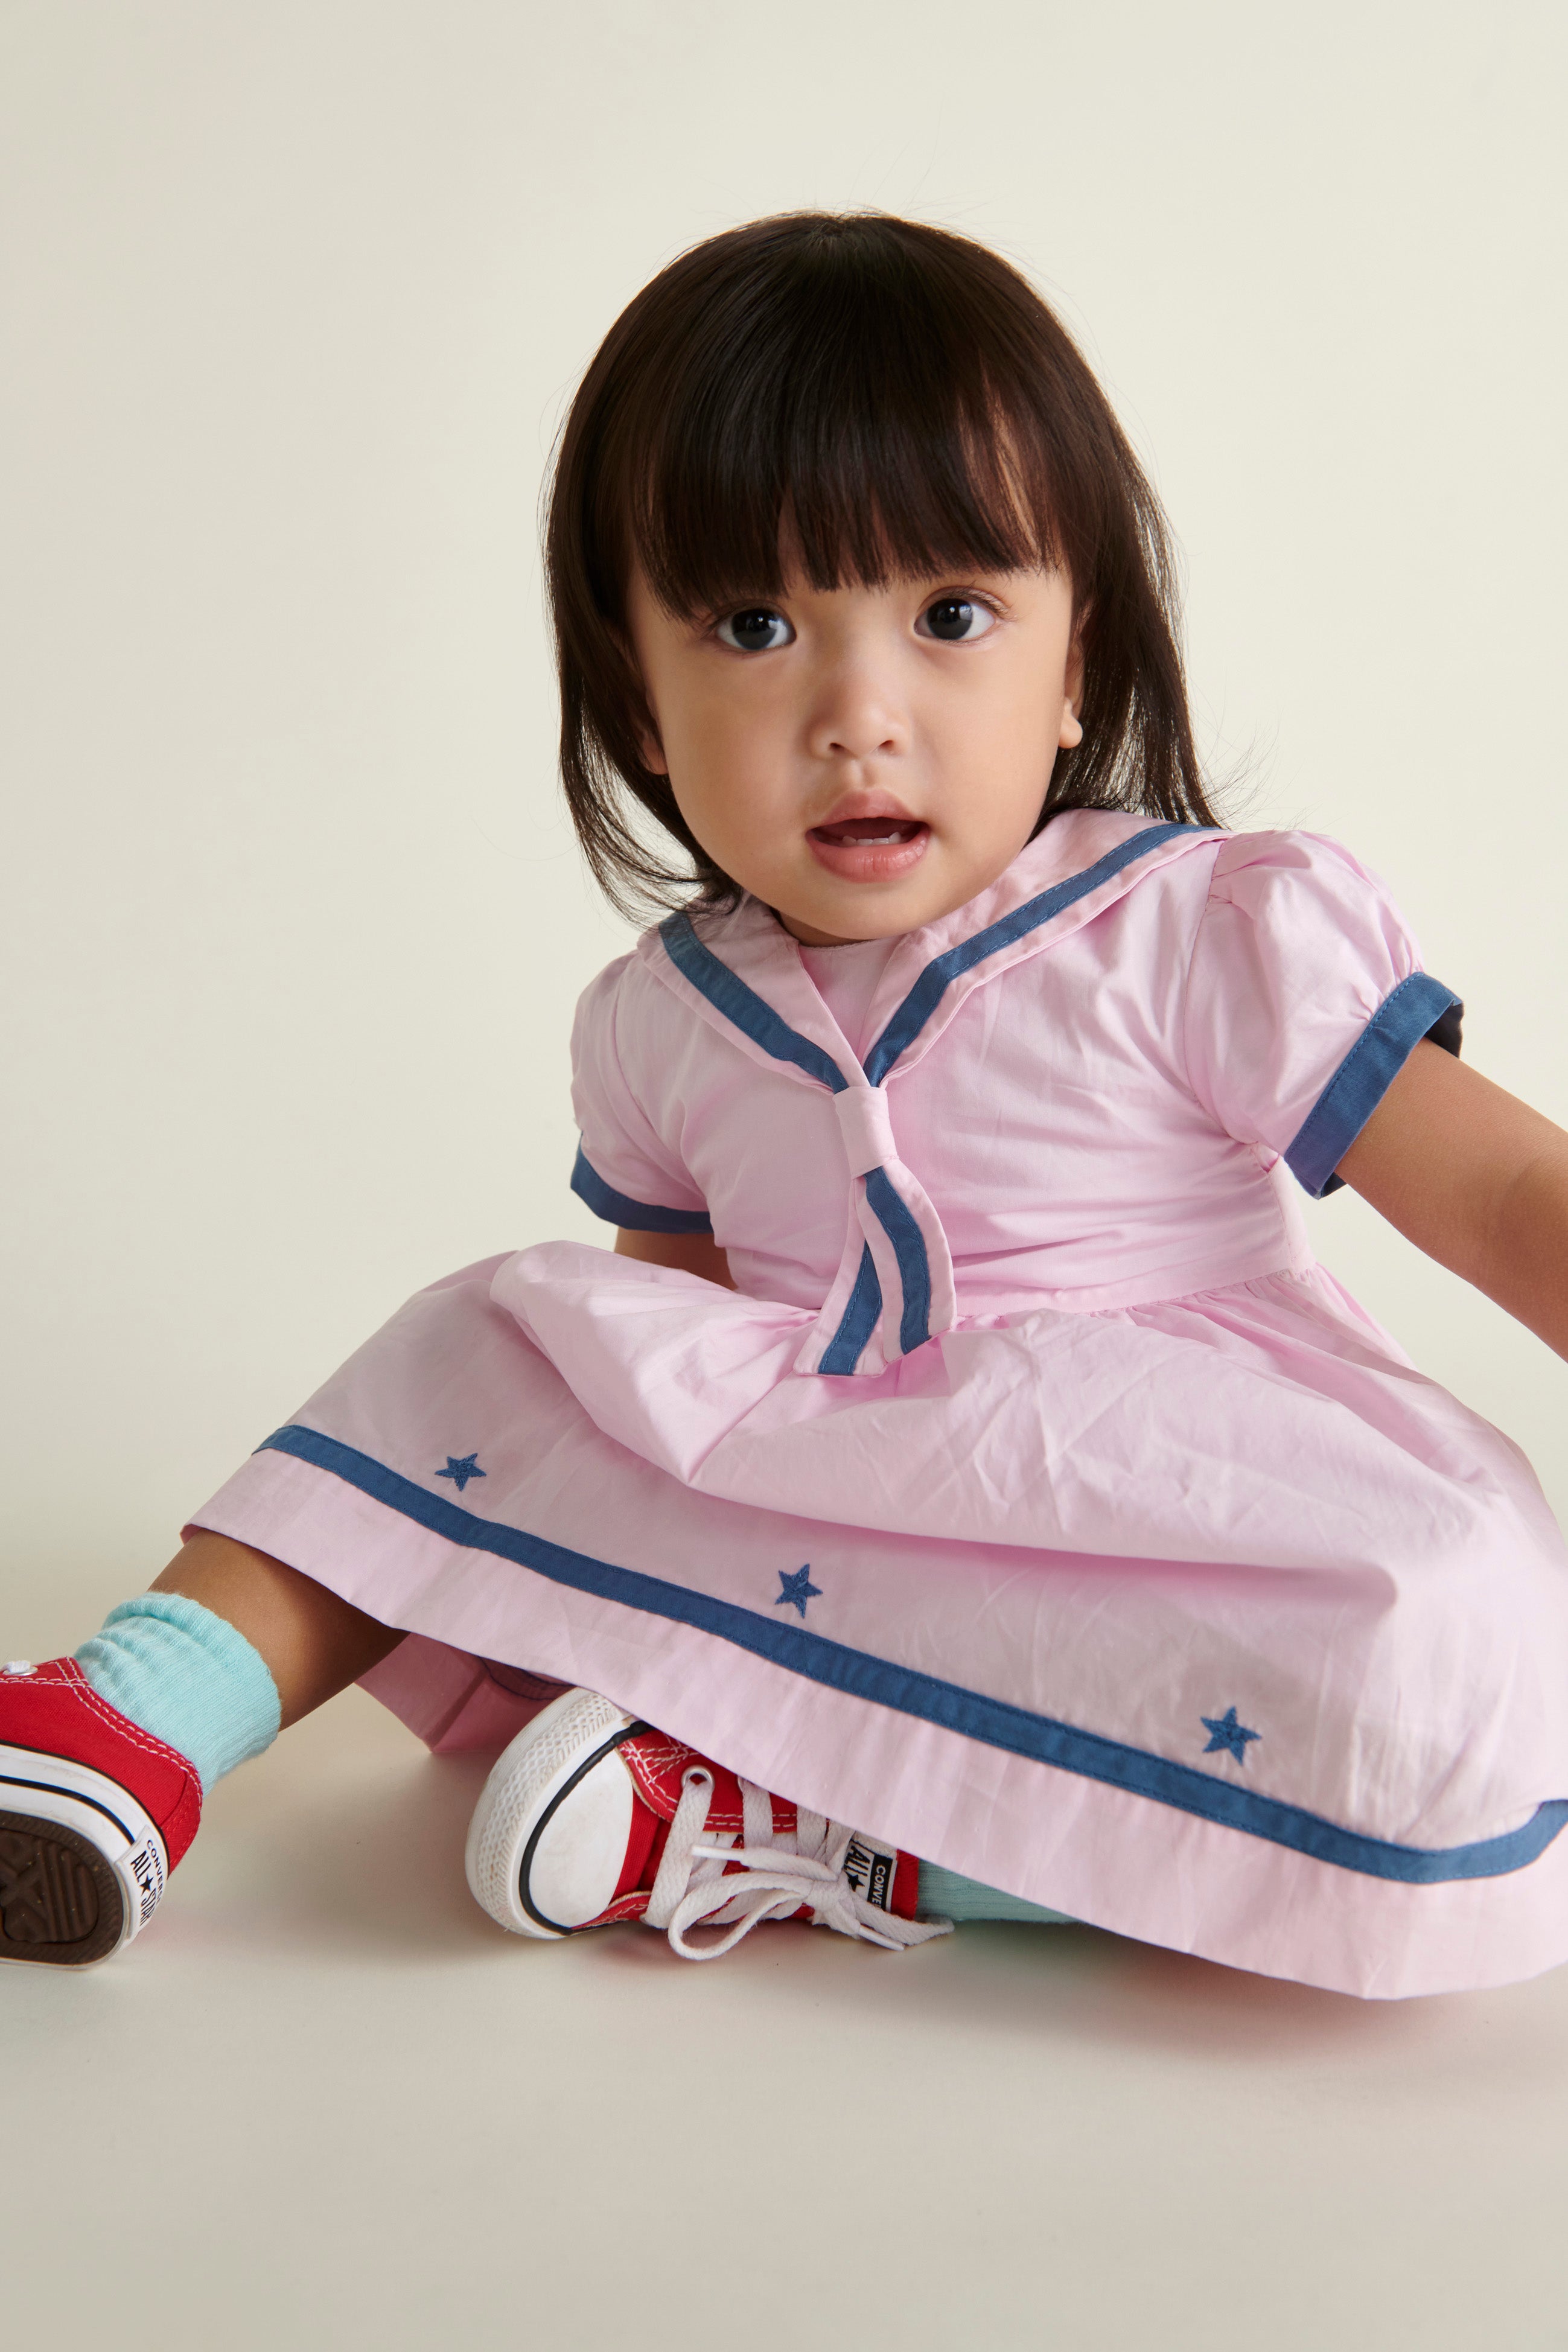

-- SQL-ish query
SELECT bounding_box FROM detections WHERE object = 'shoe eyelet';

[2,1660,36,1677]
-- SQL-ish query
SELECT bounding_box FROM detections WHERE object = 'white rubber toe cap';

[465,1689,642,1938]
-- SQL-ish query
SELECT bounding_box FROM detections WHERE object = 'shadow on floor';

[175,1715,1519,2070]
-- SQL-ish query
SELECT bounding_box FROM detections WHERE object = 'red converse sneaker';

[464,1686,950,1961]
[0,1658,202,1968]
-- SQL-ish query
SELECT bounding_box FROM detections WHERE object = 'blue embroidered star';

[774,1566,823,1619]
[435,1453,486,1494]
[1202,1706,1261,1766]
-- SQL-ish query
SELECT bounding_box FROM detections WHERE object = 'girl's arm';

[1337,1039,1568,1360]
[614,1227,735,1287]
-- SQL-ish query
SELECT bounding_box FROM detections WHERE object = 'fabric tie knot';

[833,1084,898,1178]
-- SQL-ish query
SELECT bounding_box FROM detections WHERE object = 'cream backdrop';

[4,2,1566,1651]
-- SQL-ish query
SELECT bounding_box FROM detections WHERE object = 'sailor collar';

[637,808,1217,1377]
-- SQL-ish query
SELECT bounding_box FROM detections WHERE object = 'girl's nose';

[805,658,909,763]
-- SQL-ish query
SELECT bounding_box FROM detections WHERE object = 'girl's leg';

[151,1530,403,1728]
[1,1538,403,1966]
[63,1531,403,1794]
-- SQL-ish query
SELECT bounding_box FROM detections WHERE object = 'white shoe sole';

[465,1688,645,1939]
[0,1742,169,1968]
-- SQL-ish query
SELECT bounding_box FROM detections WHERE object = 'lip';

[806,804,931,885]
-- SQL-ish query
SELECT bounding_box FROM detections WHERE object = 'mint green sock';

[75,1593,281,1794]
[917,1860,1076,1925]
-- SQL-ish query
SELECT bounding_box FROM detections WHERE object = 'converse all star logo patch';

[125,1836,165,1927]
[842,1832,896,1913]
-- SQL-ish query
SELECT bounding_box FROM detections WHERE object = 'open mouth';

[805,813,931,884]
[809,817,928,849]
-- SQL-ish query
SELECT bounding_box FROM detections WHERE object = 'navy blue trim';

[570,1145,713,1236]
[661,913,847,1092]
[862,823,1201,1085]
[1285,974,1464,1199]
[817,1245,882,1375]
[259,1421,1568,1887]
[864,1167,932,1355]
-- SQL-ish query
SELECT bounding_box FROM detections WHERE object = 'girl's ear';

[637,714,669,776]
[1059,613,1088,751]
[612,620,669,775]
[606,607,668,780]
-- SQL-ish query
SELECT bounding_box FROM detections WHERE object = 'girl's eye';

[917,596,996,643]
[716,607,795,652]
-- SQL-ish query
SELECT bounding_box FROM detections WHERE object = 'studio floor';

[5,1684,1566,2351]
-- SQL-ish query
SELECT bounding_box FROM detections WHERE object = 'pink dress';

[193,809,1568,1997]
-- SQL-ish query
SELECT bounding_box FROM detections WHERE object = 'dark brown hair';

[546,211,1219,919]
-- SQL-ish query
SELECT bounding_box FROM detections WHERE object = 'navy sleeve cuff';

[1284,974,1464,1199]
[570,1144,714,1235]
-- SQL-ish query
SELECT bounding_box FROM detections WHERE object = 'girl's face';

[626,564,1084,945]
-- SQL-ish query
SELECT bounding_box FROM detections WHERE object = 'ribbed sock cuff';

[75,1592,281,1794]
[917,1860,1076,1925]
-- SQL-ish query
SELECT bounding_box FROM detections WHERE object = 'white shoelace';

[642,1766,953,1962]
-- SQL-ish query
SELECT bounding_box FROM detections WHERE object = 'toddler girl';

[7,212,1568,1998]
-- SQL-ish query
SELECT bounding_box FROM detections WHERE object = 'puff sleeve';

[1182,832,1462,1197]
[568,957,713,1234]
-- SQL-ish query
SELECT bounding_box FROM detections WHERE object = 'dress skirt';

[190,1243,1568,2001]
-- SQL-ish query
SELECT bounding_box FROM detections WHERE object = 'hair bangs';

[622,275,1064,617]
